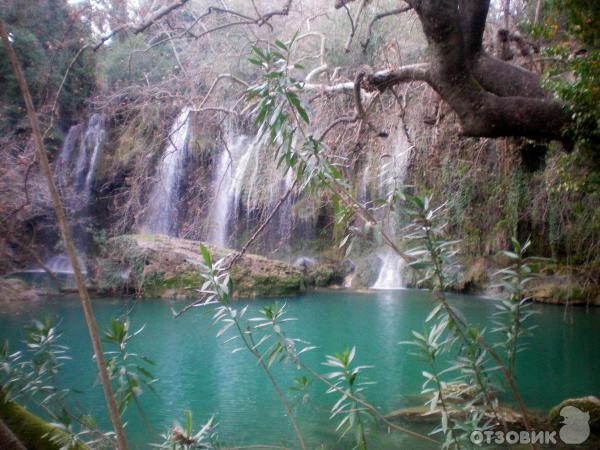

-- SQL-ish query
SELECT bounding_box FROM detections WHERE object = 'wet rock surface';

[95,234,306,299]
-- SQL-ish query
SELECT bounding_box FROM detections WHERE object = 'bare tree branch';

[361,4,412,53]
[94,0,190,50]
[334,0,359,8]
[343,0,367,52]
[363,63,431,90]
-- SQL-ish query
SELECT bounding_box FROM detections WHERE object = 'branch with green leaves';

[323,347,372,450]
[401,195,537,445]
[198,244,308,450]
[492,238,543,378]
[194,244,437,447]
[246,38,409,263]
[403,323,463,449]
[103,318,158,423]
[1,319,112,448]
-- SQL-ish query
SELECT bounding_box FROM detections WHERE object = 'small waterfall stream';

[46,254,87,275]
[74,114,106,194]
[84,114,106,192]
[370,126,412,289]
[371,250,404,290]
[142,108,191,236]
[209,133,258,247]
[207,128,299,252]
[47,113,107,275]
[56,124,83,184]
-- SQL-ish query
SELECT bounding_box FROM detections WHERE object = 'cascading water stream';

[370,127,412,289]
[56,123,83,187]
[371,249,404,289]
[83,114,107,192]
[142,108,191,236]
[208,129,298,252]
[74,113,106,194]
[209,133,258,247]
[45,254,87,275]
[46,113,107,275]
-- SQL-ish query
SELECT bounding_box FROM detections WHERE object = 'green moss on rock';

[142,271,201,299]
[527,280,600,306]
[97,234,306,299]
[353,254,383,288]
[0,278,41,303]
[0,392,88,450]
[453,257,490,292]
[306,262,345,287]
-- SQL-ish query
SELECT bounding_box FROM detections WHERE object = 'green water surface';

[0,290,598,449]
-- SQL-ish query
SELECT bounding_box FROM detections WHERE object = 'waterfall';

[74,113,106,193]
[83,114,106,192]
[209,133,258,247]
[46,254,87,275]
[56,114,105,198]
[370,126,412,289]
[371,250,404,290]
[46,114,107,275]
[142,108,191,236]
[56,123,83,186]
[275,167,296,250]
[207,129,298,251]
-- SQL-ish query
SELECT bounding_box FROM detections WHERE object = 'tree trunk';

[363,0,569,142]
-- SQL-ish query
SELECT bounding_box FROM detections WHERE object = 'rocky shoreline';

[2,235,598,305]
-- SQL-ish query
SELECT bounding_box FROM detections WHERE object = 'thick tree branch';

[472,53,549,98]
[394,0,570,141]
[408,0,469,80]
[452,91,568,139]
[458,0,489,59]
[363,63,431,91]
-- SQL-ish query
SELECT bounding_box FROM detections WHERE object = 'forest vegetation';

[0,0,599,449]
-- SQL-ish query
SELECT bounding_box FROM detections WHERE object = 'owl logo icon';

[559,405,590,444]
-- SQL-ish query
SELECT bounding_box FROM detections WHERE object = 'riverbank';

[3,234,598,305]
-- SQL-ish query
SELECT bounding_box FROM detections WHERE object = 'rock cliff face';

[95,234,306,299]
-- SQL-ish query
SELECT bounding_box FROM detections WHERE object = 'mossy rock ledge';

[0,278,42,303]
[0,391,88,450]
[385,404,546,429]
[95,234,306,299]
[526,278,600,306]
